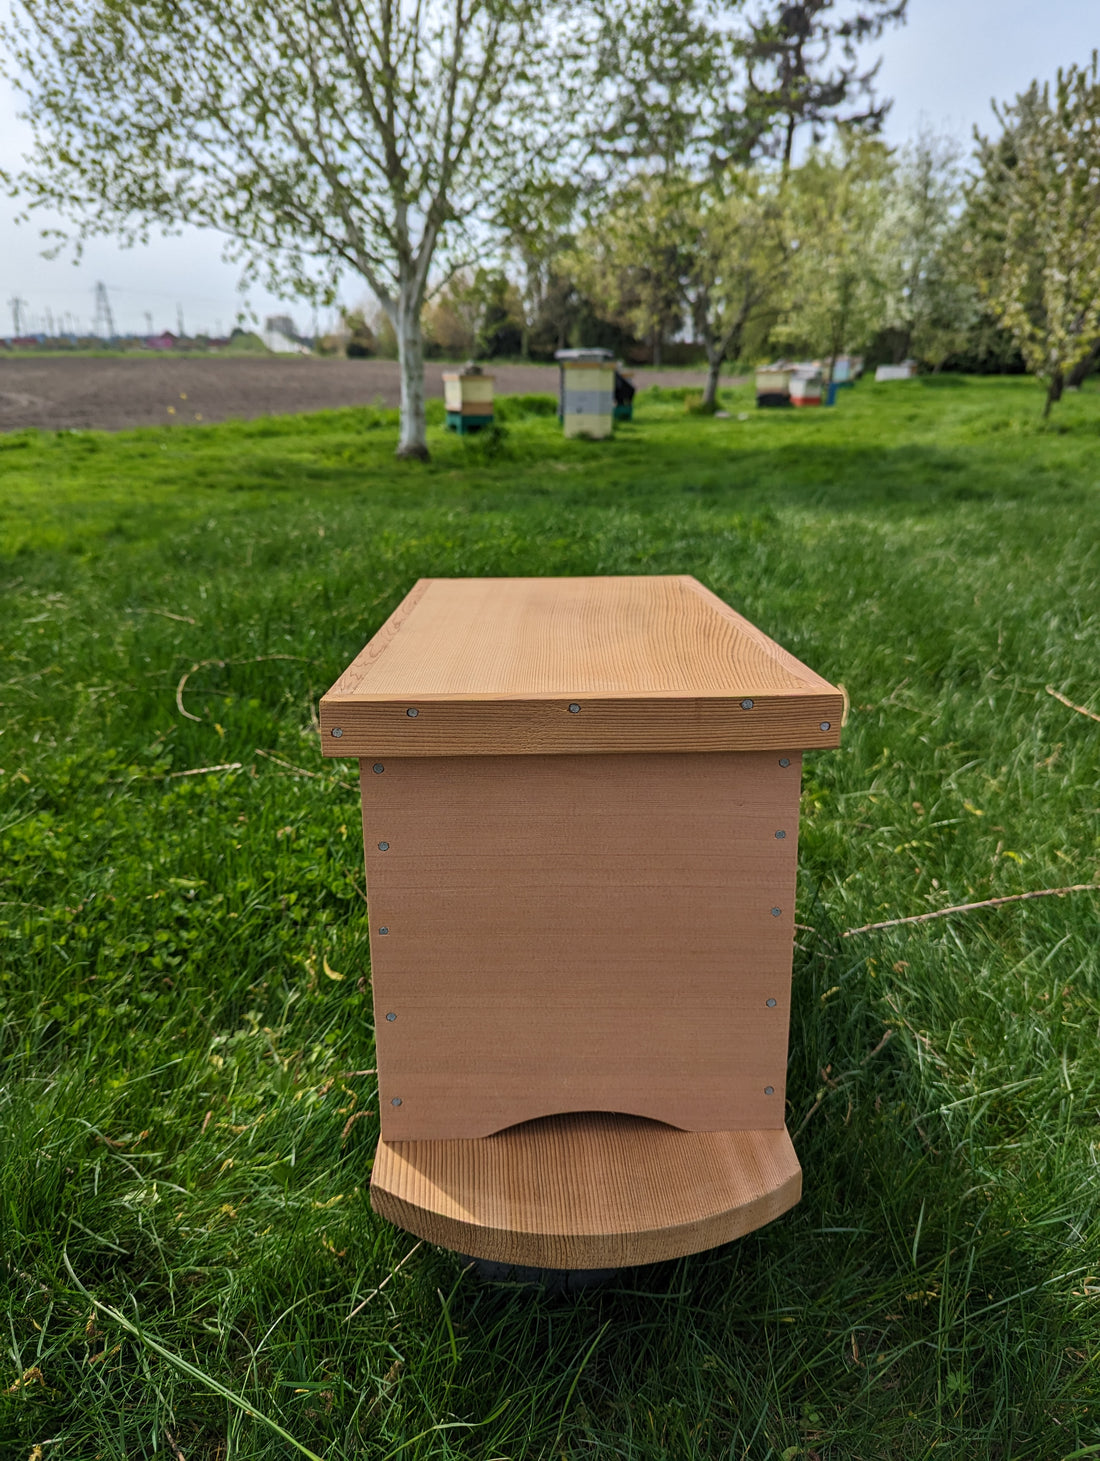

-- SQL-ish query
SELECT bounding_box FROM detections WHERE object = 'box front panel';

[460,379,494,407]
[563,412,613,438]
[361,751,803,1139]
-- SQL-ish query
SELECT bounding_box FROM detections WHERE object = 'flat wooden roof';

[320,575,843,756]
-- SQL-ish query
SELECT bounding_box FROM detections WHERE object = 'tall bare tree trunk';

[702,348,723,408]
[394,286,429,460]
[1043,369,1064,419]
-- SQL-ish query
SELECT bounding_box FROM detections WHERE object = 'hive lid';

[320,575,843,757]
[554,348,614,363]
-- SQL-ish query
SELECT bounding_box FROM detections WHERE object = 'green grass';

[1,376,1098,1460]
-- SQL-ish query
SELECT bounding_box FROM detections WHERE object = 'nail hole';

[766,998,777,1007]
[373,763,384,773]
[377,841,390,851]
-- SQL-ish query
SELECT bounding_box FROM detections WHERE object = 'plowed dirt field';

[0,355,741,432]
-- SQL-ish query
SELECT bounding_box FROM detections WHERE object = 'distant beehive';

[833,356,857,385]
[443,364,494,434]
[790,370,823,407]
[874,361,916,382]
[755,368,791,408]
[555,349,615,438]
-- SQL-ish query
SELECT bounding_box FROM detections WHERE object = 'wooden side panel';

[371,1113,802,1268]
[362,751,803,1140]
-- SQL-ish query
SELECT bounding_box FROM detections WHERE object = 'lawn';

[1,375,1098,1460]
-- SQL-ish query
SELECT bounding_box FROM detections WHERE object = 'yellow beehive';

[442,364,494,434]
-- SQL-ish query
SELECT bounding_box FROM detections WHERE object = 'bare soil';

[0,355,743,433]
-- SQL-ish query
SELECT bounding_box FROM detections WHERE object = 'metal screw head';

[406,707,419,718]
[771,907,781,917]
[377,841,390,851]
[779,757,790,767]
[385,1012,396,1022]
[391,1096,402,1107]
[764,1086,775,1096]
[378,926,389,935]
[820,721,831,731]
[741,698,754,710]
[766,998,777,1008]
[373,763,384,773]
[330,727,344,738]
[775,830,786,839]
[568,702,581,713]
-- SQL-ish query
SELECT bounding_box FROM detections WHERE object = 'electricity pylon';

[92,281,117,341]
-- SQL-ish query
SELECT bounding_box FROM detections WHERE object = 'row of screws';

[333,716,830,735]
[390,1084,780,1107]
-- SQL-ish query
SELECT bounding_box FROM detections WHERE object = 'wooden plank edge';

[369,1131,803,1270]
[320,693,844,757]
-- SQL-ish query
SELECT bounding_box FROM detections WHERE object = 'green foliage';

[774,136,894,369]
[968,51,1100,413]
[735,0,908,169]
[880,130,979,368]
[2,379,1100,1456]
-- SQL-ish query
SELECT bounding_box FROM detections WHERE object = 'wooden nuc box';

[320,576,843,1269]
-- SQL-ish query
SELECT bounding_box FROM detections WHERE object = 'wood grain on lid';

[321,576,843,756]
[371,1113,802,1268]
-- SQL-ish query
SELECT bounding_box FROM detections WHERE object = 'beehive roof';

[320,575,843,756]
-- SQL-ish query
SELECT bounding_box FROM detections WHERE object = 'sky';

[0,0,1096,339]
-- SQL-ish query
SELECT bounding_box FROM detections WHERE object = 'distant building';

[145,331,179,351]
[261,315,311,354]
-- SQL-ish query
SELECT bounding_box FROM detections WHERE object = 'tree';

[566,176,690,365]
[682,175,791,405]
[423,266,523,358]
[774,136,891,376]
[729,0,907,172]
[880,131,978,369]
[968,53,1100,416]
[592,0,732,174]
[0,0,579,458]
[499,176,585,356]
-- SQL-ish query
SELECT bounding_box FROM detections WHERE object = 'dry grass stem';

[842,885,1100,936]
[346,1242,424,1321]
[1045,684,1100,722]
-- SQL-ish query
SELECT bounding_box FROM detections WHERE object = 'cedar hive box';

[320,575,843,1268]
